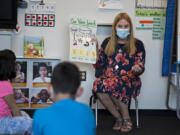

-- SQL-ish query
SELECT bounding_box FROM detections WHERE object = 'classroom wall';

[178,0,180,35]
[2,0,171,109]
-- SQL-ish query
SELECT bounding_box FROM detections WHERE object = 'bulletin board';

[12,58,60,109]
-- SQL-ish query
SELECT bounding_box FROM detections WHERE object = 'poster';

[98,0,123,9]
[135,0,167,40]
[14,88,29,108]
[69,17,97,64]
[24,36,44,58]
[12,61,27,87]
[33,62,52,88]
[30,88,53,108]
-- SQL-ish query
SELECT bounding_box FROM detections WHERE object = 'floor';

[96,110,180,135]
[25,109,180,135]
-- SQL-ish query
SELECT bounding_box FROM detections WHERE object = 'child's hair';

[51,62,81,95]
[38,62,48,70]
[0,49,16,80]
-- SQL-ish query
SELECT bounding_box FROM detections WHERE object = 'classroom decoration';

[30,3,56,13]
[25,14,55,27]
[13,58,60,109]
[98,0,123,9]
[135,0,167,40]
[24,36,44,58]
[69,17,97,64]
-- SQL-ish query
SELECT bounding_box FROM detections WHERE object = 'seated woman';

[92,13,146,132]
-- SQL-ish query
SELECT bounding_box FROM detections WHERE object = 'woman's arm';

[131,40,146,76]
[3,94,22,116]
[92,38,109,77]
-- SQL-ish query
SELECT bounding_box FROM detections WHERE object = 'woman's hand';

[91,38,99,61]
[131,65,142,76]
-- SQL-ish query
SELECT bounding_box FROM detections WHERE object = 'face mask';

[116,28,130,39]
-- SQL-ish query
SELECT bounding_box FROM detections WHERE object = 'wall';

[9,0,170,109]
[178,0,180,63]
[178,0,180,35]
[0,32,12,50]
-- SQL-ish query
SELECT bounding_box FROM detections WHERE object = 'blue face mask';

[116,28,130,39]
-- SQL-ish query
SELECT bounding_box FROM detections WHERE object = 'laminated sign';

[69,17,97,64]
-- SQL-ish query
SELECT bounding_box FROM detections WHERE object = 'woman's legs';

[110,96,133,132]
[110,96,130,119]
[96,93,123,130]
[96,93,121,119]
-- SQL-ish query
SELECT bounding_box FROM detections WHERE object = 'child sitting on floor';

[0,49,32,135]
[33,62,96,135]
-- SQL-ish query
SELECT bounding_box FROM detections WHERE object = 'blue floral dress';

[92,37,146,104]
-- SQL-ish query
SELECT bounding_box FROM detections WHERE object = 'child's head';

[38,63,48,77]
[0,49,16,80]
[16,62,21,72]
[38,89,50,103]
[51,62,81,95]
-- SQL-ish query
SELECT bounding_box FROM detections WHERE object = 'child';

[33,62,51,83]
[12,62,25,83]
[33,62,95,135]
[14,89,28,103]
[31,89,52,104]
[0,49,32,135]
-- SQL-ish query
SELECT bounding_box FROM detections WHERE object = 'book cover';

[24,36,44,58]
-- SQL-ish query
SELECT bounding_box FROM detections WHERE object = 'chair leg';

[135,97,139,128]
[95,99,98,126]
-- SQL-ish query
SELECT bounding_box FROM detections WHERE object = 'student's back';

[33,62,95,135]
[33,98,95,135]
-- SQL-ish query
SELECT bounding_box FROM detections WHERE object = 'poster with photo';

[24,36,44,58]
[30,88,53,108]
[14,88,29,108]
[69,17,97,64]
[12,61,27,87]
[33,62,52,87]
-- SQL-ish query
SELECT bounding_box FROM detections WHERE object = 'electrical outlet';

[80,71,86,81]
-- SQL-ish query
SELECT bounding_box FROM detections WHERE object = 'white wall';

[0,32,12,50]
[9,0,170,109]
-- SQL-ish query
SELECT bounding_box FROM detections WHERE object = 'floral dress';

[92,37,146,104]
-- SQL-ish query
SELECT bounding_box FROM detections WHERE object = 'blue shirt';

[33,98,95,135]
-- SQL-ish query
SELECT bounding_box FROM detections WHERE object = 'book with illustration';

[24,36,44,58]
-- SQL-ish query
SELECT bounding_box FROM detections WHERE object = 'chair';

[89,93,139,128]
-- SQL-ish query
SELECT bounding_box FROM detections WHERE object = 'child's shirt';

[33,98,95,135]
[0,81,13,118]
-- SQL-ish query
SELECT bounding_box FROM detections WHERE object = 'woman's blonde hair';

[105,13,136,56]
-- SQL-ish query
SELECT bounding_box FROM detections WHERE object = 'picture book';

[24,36,44,58]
